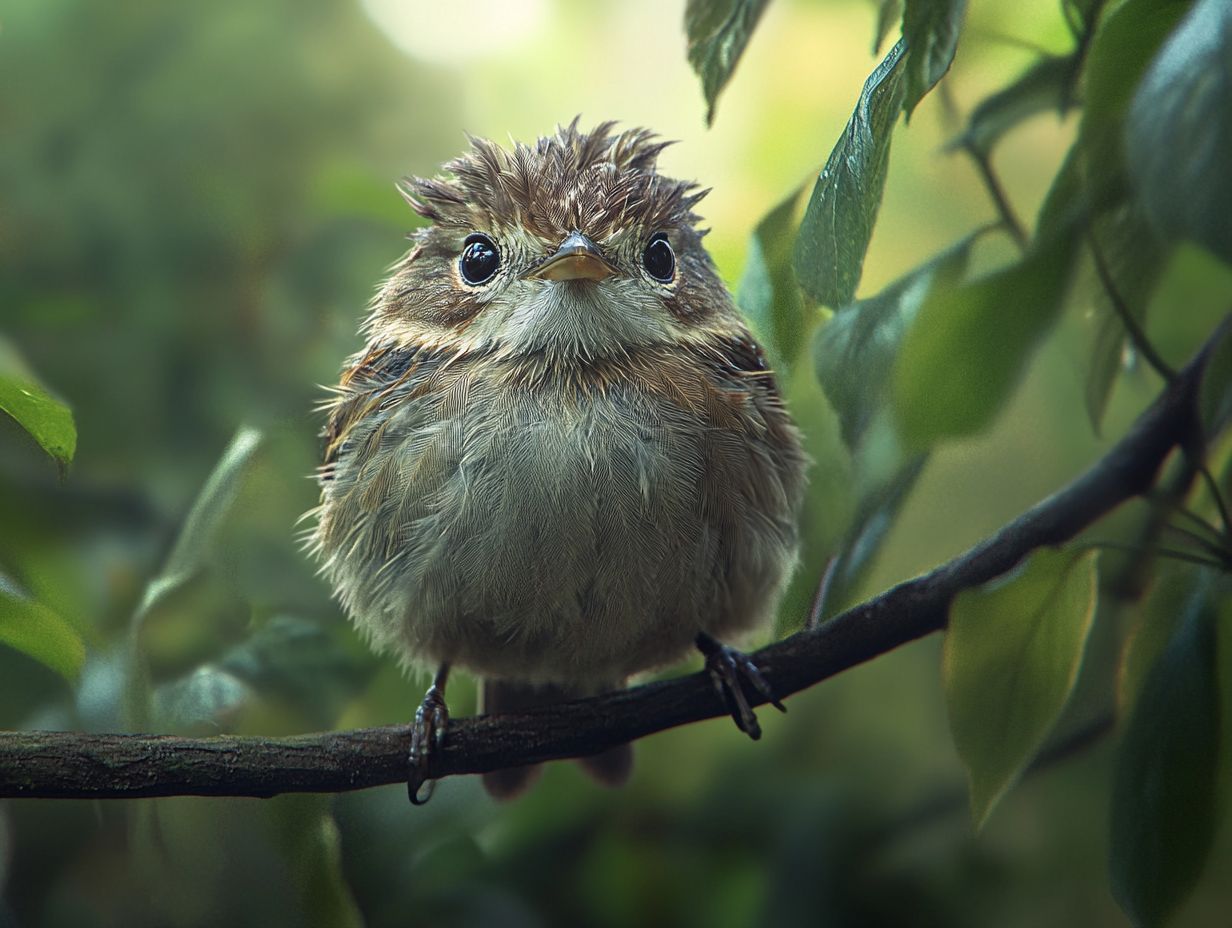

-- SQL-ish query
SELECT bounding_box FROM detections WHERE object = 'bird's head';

[368,119,737,362]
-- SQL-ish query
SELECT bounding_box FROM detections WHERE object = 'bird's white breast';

[318,365,799,684]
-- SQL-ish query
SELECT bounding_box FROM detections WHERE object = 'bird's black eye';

[642,233,675,283]
[459,233,500,285]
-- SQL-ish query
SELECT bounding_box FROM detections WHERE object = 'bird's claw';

[697,634,785,740]
[408,684,449,805]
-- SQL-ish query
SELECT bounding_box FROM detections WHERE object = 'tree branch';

[1,319,1225,801]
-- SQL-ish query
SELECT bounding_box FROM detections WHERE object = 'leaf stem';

[1161,524,1231,566]
[1060,1,1083,40]
[964,142,1028,250]
[971,28,1057,58]
[1081,540,1224,571]
[1087,230,1177,383]
[1143,490,1225,545]
[1059,4,1101,110]
[1105,463,1196,603]
[1195,461,1232,539]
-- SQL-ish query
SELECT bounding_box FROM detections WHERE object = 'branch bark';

[1,320,1224,800]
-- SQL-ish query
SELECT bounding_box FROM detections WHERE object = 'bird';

[309,120,807,803]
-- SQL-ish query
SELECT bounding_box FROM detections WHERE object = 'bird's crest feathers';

[398,119,708,241]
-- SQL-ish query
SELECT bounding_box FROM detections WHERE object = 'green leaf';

[1086,315,1127,436]
[737,187,810,371]
[1110,577,1221,927]
[956,54,1075,157]
[1126,0,1232,266]
[803,228,992,614]
[773,351,857,632]
[793,40,907,308]
[1035,142,1089,244]
[872,0,904,54]
[128,426,262,728]
[270,796,365,928]
[0,588,86,683]
[901,0,967,118]
[943,549,1099,826]
[0,336,76,468]
[685,0,771,126]
[892,230,1079,447]
[136,426,264,619]
[1063,0,1107,31]
[1117,565,1192,714]
[815,230,982,449]
[816,451,925,621]
[220,615,372,726]
[1084,204,1167,434]
[1199,317,1232,437]
[1078,0,1189,207]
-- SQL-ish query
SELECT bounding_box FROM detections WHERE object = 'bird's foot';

[408,674,450,805]
[696,633,785,740]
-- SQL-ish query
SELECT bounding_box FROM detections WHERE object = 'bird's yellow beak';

[524,231,617,281]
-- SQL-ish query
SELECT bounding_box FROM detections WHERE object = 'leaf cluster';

[688,0,1232,922]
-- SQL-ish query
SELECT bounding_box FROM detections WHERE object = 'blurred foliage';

[892,226,1078,445]
[3,0,1232,926]
[1124,0,1232,267]
[1110,574,1223,928]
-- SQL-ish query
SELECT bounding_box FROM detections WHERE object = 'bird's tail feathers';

[480,678,633,799]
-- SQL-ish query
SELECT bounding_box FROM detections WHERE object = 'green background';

[1,0,1229,925]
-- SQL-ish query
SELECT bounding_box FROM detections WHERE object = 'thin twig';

[1088,229,1177,383]
[1107,462,1201,602]
[1059,5,1100,110]
[1143,490,1225,545]
[963,142,1028,249]
[1084,540,1224,571]
[1194,460,1232,539]
[970,29,1057,58]
[1060,0,1083,39]
[1161,524,1230,565]
[0,317,1227,800]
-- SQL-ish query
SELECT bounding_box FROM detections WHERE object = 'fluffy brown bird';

[310,120,807,802]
